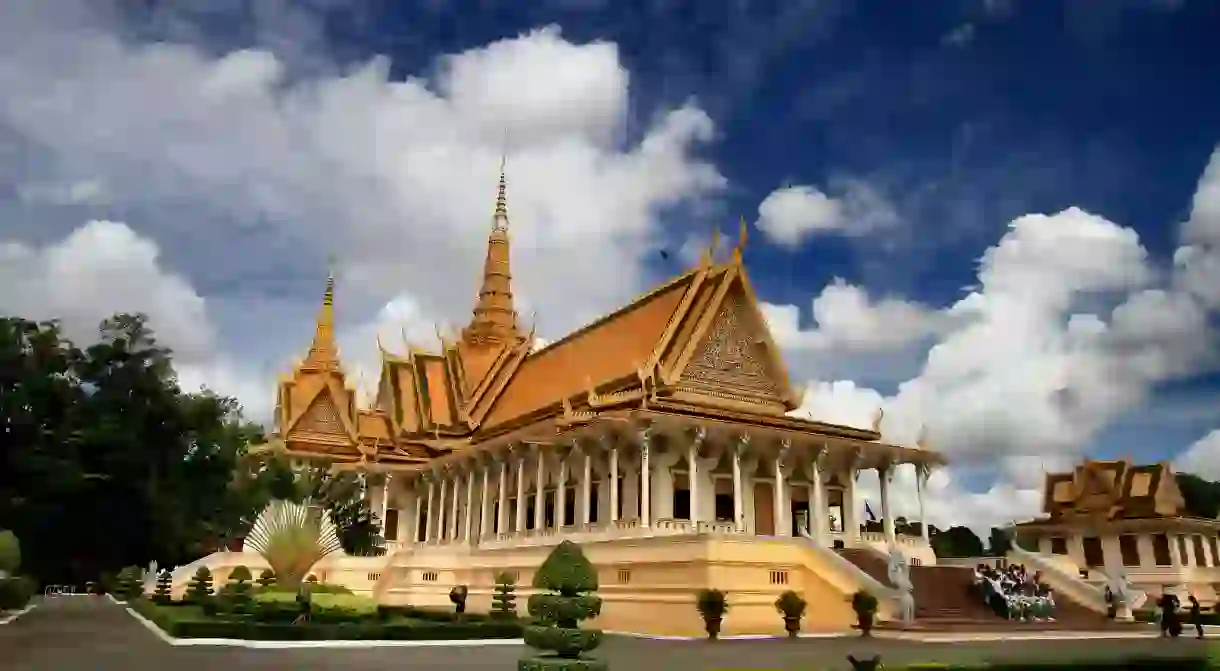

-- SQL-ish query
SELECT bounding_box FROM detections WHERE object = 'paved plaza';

[0,597,1210,670]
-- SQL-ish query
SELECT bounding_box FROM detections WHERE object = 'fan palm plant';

[242,499,343,591]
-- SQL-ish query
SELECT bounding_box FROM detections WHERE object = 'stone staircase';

[833,549,1147,631]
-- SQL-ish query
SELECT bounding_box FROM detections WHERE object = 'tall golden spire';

[303,268,341,369]
[462,158,521,346]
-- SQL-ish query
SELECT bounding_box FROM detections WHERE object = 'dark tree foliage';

[987,527,1012,556]
[929,524,986,558]
[1176,473,1220,519]
[0,315,261,584]
[1,313,387,585]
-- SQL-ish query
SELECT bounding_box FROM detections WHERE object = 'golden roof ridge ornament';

[303,263,341,370]
[871,407,884,432]
[733,216,748,265]
[493,153,508,231]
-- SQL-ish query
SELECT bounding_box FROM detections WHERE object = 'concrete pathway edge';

[0,603,38,625]
[603,629,1159,643]
[123,605,527,649]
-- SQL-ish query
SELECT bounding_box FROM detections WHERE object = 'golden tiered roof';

[268,167,886,470]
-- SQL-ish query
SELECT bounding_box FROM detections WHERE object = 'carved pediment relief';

[678,289,783,407]
[293,393,348,438]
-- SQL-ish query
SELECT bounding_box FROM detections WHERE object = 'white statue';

[1105,568,1141,617]
[143,561,159,589]
[887,546,915,627]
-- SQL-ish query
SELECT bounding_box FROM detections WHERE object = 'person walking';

[1189,595,1204,639]
[1158,591,1180,638]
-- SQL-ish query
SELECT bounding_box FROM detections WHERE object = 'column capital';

[809,442,828,465]
[777,438,793,466]
[733,432,752,456]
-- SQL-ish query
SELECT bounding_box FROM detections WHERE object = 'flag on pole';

[864,501,877,522]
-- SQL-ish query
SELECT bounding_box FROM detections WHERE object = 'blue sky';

[2,0,1219,529]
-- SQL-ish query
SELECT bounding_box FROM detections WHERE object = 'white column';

[639,427,652,528]
[449,473,460,541]
[774,441,790,537]
[463,468,475,542]
[557,455,569,529]
[810,448,827,546]
[916,462,931,544]
[438,476,449,542]
[411,485,423,545]
[880,463,896,546]
[534,450,546,531]
[581,447,592,525]
[515,455,527,532]
[479,463,492,540]
[498,457,509,536]
[689,428,705,524]
[426,478,436,542]
[610,444,620,523]
[732,436,748,532]
[379,478,392,538]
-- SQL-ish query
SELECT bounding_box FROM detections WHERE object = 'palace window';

[564,485,576,527]
[1195,535,1209,568]
[384,509,399,541]
[589,482,600,524]
[1178,536,1192,566]
[1050,537,1068,554]
[1118,534,1140,566]
[1082,536,1104,568]
[416,503,428,542]
[672,472,691,520]
[1152,534,1172,566]
[1211,537,1220,568]
[714,493,734,523]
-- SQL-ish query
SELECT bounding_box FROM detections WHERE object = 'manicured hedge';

[131,600,522,641]
[900,658,1212,670]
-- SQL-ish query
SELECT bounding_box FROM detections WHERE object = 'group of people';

[1152,591,1206,639]
[971,563,1057,622]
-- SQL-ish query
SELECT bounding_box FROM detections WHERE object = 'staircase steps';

[833,550,1144,631]
[834,548,894,588]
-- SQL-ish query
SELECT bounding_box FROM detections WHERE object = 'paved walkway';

[0,597,1213,670]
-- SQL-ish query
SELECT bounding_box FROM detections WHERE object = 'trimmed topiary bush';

[450,584,469,614]
[223,566,254,613]
[851,590,878,637]
[492,572,518,618]
[116,566,144,602]
[520,540,605,671]
[185,566,215,610]
[774,590,806,638]
[0,530,20,577]
[256,569,276,588]
[696,589,728,640]
[0,576,35,610]
[153,570,173,604]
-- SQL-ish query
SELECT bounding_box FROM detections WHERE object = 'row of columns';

[396,428,935,549]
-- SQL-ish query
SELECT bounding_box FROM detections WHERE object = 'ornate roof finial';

[303,262,340,370]
[733,216,748,264]
[710,227,721,262]
[916,424,929,450]
[462,157,521,346]
[493,153,508,231]
[871,407,884,432]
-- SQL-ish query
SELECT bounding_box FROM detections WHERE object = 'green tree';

[153,569,172,604]
[930,525,985,558]
[0,314,262,584]
[987,527,1013,556]
[521,541,604,671]
[492,572,518,618]
[185,566,214,604]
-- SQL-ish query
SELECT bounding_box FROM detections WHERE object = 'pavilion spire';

[462,158,520,346]
[303,268,341,370]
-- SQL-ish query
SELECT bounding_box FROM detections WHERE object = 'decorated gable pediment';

[676,283,786,411]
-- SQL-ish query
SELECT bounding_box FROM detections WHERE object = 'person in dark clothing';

[1158,592,1180,638]
[1104,585,1117,619]
[1189,595,1204,639]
